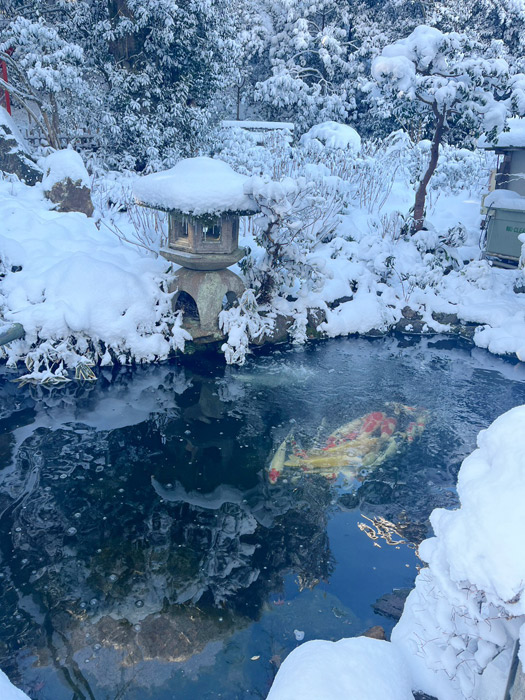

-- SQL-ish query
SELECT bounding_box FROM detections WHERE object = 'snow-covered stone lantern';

[134,157,258,337]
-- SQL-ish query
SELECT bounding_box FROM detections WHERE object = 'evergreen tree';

[371,25,525,231]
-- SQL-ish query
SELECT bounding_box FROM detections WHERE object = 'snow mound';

[0,670,30,700]
[300,121,361,152]
[479,117,525,149]
[484,189,525,210]
[133,156,258,216]
[0,177,190,376]
[41,148,90,189]
[0,106,28,148]
[267,637,413,700]
[392,405,525,699]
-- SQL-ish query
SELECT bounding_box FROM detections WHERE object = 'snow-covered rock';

[41,148,90,190]
[41,148,94,216]
[0,106,42,185]
[133,156,258,216]
[266,637,414,700]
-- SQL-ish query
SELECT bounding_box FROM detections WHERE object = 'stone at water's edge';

[373,589,411,620]
[44,177,94,217]
[0,122,42,186]
[0,323,25,347]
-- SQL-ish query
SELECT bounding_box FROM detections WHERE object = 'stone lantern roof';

[133,156,258,217]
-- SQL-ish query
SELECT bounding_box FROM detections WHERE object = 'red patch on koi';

[362,412,385,434]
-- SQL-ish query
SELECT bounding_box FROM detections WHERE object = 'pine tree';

[371,25,525,231]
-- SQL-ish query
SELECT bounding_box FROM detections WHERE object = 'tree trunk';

[412,108,446,233]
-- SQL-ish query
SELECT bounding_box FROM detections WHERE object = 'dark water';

[1,336,525,699]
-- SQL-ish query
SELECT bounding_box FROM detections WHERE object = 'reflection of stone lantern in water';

[133,157,259,338]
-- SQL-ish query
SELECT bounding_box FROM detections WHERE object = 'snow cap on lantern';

[133,157,258,270]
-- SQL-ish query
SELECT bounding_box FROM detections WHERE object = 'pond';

[1,336,525,700]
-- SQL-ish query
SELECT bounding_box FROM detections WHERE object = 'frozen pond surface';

[1,336,525,699]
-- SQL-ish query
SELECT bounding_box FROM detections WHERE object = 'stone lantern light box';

[133,157,259,336]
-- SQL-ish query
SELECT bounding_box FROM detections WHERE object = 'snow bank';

[392,405,525,699]
[0,177,190,378]
[267,637,413,700]
[0,670,30,700]
[41,148,90,189]
[479,117,525,149]
[133,156,258,215]
[0,107,28,147]
[300,121,361,152]
[484,189,525,211]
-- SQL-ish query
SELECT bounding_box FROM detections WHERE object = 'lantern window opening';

[202,219,222,243]
[180,216,190,238]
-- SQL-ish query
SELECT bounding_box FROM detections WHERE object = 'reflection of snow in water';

[2,338,525,699]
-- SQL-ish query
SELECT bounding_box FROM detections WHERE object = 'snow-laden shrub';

[430,147,495,196]
[214,126,294,179]
[0,178,190,382]
[219,290,273,365]
[241,176,342,303]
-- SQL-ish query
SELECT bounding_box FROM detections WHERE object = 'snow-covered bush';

[0,18,94,149]
[219,290,273,365]
[0,177,190,382]
[214,125,294,179]
[241,176,343,302]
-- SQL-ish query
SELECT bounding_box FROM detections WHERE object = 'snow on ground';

[0,176,189,380]
[392,404,525,699]
[266,637,414,700]
[2,117,525,378]
[0,670,30,700]
[268,406,525,700]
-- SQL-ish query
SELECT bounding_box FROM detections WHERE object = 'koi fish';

[268,405,427,483]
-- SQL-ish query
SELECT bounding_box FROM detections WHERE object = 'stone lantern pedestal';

[133,157,258,338]
[168,267,245,336]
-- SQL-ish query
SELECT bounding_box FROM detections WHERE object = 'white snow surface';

[392,405,525,699]
[268,406,525,700]
[0,670,30,700]
[222,120,294,131]
[0,106,28,148]
[0,177,190,377]
[479,117,525,149]
[41,148,90,189]
[133,156,258,215]
[300,121,361,152]
[484,188,525,210]
[266,637,414,700]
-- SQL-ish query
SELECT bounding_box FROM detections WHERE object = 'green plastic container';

[485,207,525,264]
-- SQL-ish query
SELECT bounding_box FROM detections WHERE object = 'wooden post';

[1,57,11,115]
